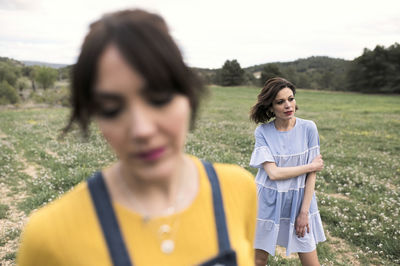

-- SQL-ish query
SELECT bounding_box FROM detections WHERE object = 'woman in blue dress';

[249,77,326,266]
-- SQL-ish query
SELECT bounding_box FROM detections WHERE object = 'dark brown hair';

[250,77,297,124]
[64,9,204,135]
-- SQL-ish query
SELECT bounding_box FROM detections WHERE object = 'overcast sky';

[0,0,399,68]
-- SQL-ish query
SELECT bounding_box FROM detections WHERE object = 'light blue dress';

[250,117,326,256]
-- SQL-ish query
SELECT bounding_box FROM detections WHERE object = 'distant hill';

[247,56,351,90]
[0,56,25,67]
[194,56,351,90]
[2,55,349,90]
[245,56,350,74]
[22,60,69,69]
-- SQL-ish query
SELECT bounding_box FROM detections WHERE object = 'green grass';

[0,86,399,265]
[265,242,340,265]
[3,252,16,261]
[0,203,9,219]
[0,228,20,247]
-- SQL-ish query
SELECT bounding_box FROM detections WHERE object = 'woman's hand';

[310,155,324,172]
[295,211,309,237]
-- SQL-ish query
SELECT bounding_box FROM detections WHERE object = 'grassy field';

[0,86,399,265]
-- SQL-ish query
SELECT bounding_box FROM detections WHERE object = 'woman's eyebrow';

[275,95,294,101]
[93,91,124,101]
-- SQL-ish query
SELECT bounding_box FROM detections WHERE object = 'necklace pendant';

[159,224,171,235]
[161,239,174,254]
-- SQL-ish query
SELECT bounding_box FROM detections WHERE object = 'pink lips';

[136,147,165,161]
[284,111,293,116]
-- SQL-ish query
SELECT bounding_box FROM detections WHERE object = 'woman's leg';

[298,249,320,266]
[255,249,269,266]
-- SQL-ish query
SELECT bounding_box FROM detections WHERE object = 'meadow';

[0,86,399,265]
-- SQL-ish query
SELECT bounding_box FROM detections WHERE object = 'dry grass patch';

[275,245,298,259]
[325,229,360,266]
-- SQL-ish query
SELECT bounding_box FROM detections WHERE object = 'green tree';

[0,80,19,104]
[58,66,72,81]
[192,68,214,85]
[297,73,310,88]
[0,62,21,86]
[282,66,298,85]
[243,71,258,86]
[260,64,282,85]
[320,71,333,89]
[35,66,58,90]
[218,59,244,86]
[23,66,38,91]
[16,78,29,91]
[347,43,400,93]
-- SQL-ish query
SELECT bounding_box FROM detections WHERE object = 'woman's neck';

[105,154,198,217]
[274,117,296,132]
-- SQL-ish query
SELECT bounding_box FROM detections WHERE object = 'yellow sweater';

[18,157,257,265]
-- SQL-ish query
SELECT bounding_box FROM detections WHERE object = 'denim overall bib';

[87,161,238,266]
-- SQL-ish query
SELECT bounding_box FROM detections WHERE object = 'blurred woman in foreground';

[18,9,256,266]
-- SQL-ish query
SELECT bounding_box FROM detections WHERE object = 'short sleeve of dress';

[307,121,320,164]
[249,126,275,168]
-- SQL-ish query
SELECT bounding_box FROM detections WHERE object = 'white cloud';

[0,0,41,10]
[0,0,399,67]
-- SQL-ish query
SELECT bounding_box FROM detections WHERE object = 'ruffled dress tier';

[250,118,326,256]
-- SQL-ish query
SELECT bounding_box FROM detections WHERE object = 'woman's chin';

[129,158,180,182]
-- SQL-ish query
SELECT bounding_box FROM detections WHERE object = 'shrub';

[0,61,20,86]
[16,77,30,91]
[30,86,70,107]
[0,80,20,105]
[35,66,58,90]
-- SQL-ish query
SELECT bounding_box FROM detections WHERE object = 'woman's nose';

[284,101,290,108]
[128,104,156,140]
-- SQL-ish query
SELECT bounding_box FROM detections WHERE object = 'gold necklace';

[116,165,185,254]
[157,211,181,254]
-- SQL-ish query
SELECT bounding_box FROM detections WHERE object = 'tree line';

[195,42,400,94]
[0,57,70,104]
[1,42,399,105]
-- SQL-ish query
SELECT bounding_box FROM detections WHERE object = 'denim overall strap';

[88,162,236,266]
[87,172,133,266]
[201,160,232,253]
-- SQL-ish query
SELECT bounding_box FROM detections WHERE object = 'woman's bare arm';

[262,155,323,181]
[295,171,317,237]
